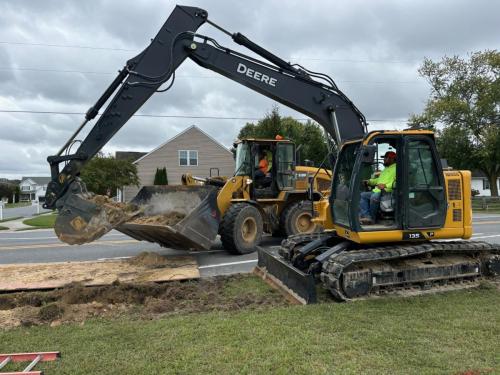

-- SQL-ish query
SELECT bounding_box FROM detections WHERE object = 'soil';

[0,255,198,291]
[127,252,171,269]
[130,212,186,226]
[0,275,288,329]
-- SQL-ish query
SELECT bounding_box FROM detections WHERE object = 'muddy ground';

[0,274,288,329]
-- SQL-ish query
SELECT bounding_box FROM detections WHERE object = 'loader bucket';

[116,185,220,251]
[256,247,317,304]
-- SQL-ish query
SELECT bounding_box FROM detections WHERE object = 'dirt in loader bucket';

[130,212,186,226]
[117,185,221,251]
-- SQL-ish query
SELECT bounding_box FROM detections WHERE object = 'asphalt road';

[0,230,282,277]
[0,213,499,277]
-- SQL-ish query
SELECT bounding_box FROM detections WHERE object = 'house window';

[179,150,198,166]
[21,185,30,191]
[483,179,490,190]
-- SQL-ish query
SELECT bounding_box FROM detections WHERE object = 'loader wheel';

[220,203,263,255]
[281,201,316,237]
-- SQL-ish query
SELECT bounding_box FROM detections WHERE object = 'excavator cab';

[330,130,447,239]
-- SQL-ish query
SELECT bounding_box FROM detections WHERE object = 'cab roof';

[233,138,294,146]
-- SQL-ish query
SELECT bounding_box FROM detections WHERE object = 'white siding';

[471,177,500,197]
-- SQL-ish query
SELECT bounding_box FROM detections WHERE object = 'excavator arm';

[45,5,366,244]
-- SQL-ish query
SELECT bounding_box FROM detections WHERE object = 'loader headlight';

[246,178,253,185]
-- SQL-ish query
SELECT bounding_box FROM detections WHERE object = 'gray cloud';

[0,0,498,179]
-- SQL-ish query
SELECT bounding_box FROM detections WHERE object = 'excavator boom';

[45,5,366,246]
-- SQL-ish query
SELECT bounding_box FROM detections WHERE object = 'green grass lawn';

[22,213,57,228]
[1,284,498,375]
[0,225,8,230]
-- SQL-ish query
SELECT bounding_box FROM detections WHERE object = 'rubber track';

[320,241,500,300]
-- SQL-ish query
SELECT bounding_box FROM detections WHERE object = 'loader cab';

[233,138,296,198]
[330,131,447,239]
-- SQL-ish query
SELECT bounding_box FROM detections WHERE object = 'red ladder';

[0,352,60,375]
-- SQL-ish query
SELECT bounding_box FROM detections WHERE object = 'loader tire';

[220,203,263,255]
[280,201,316,237]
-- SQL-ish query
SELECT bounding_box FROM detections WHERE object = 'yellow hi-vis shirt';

[369,163,396,193]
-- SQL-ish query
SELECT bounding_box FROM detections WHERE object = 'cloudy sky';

[0,0,498,179]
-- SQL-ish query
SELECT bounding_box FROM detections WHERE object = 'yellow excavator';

[43,5,499,300]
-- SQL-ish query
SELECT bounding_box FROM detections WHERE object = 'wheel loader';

[43,5,499,300]
[119,137,331,254]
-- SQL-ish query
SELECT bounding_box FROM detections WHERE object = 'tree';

[80,153,139,197]
[408,50,500,196]
[237,106,329,166]
[0,183,17,203]
[154,167,168,185]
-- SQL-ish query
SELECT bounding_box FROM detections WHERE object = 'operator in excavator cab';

[359,151,397,225]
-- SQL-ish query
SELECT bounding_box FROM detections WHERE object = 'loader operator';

[359,151,396,225]
[255,151,271,187]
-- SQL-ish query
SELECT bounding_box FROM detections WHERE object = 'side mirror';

[360,145,376,164]
[307,176,314,201]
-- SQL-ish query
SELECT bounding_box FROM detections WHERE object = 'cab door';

[403,136,447,228]
[330,142,360,229]
[276,142,295,190]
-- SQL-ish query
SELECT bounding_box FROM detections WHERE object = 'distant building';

[471,170,500,196]
[19,177,51,202]
[119,125,235,202]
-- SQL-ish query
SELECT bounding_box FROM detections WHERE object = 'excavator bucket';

[117,185,220,250]
[54,180,141,245]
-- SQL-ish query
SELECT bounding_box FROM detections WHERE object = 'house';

[19,177,51,202]
[471,170,500,196]
[120,125,235,202]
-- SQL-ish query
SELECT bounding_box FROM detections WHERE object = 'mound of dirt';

[0,275,287,329]
[127,252,170,269]
[130,212,186,226]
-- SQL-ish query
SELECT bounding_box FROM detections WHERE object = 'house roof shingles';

[21,177,51,185]
[115,151,147,162]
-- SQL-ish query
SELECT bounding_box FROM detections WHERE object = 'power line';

[0,40,421,64]
[0,67,113,75]
[0,109,409,123]
[0,40,136,52]
[0,67,421,84]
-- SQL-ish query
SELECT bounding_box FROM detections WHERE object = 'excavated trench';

[0,264,288,329]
